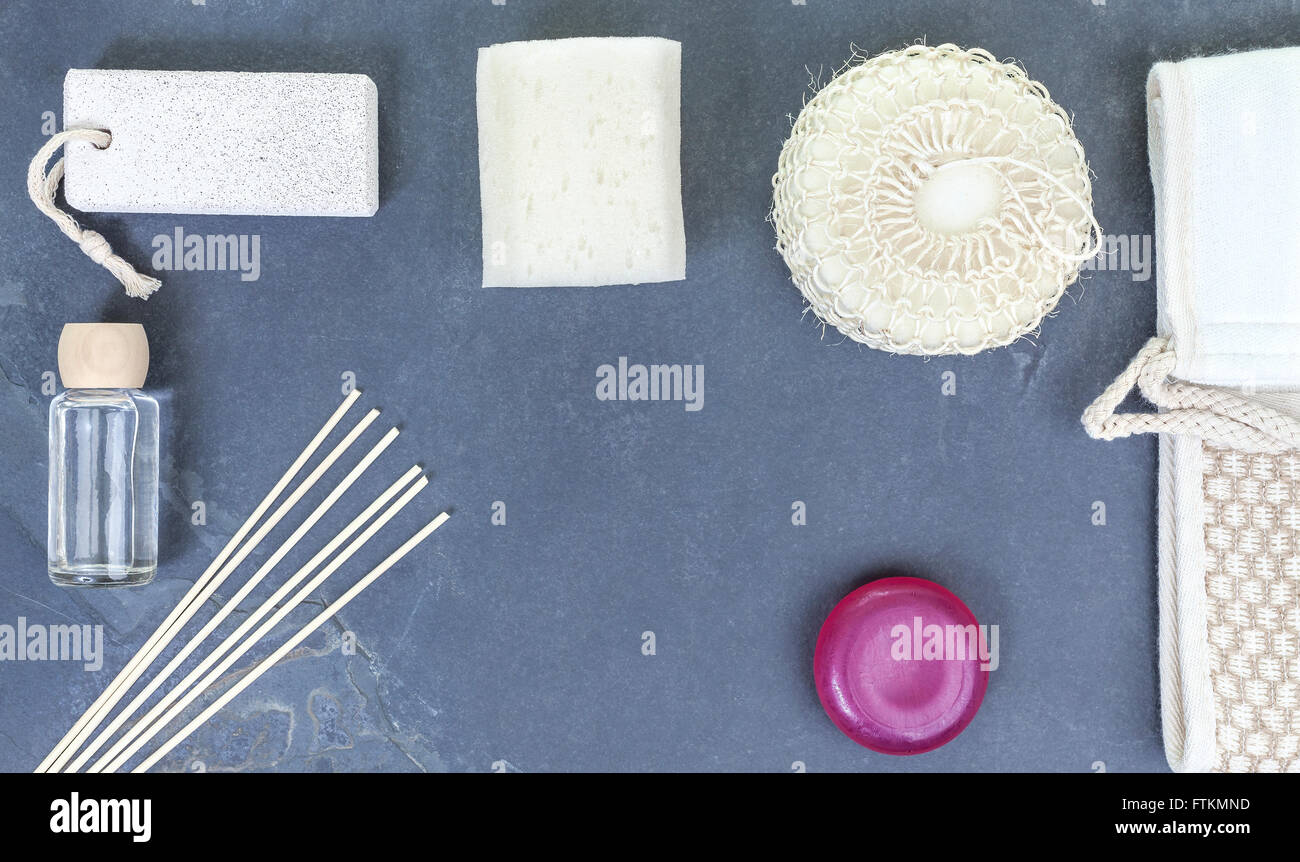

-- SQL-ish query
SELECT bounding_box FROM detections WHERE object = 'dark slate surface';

[1,0,1296,773]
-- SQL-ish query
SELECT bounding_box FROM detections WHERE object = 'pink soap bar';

[814,577,989,755]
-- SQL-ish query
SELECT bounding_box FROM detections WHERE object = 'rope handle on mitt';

[1081,336,1300,453]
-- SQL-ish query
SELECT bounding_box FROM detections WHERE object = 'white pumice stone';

[62,69,379,217]
[476,37,686,287]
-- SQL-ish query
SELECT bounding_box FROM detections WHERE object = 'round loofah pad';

[772,44,1098,355]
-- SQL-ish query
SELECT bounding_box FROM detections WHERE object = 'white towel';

[1148,47,1300,390]
[1145,48,1300,772]
[1085,48,1300,772]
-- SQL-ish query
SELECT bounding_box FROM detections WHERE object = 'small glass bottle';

[48,323,158,587]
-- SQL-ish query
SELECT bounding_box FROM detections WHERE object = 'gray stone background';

[0,0,1295,773]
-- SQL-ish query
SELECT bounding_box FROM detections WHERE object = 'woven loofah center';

[773,44,1096,355]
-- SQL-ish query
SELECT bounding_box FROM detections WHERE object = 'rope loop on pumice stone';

[27,128,162,300]
[917,155,1104,263]
[1081,336,1300,453]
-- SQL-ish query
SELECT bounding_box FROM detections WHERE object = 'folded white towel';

[1149,48,1300,773]
[1149,47,1300,389]
[1086,47,1300,773]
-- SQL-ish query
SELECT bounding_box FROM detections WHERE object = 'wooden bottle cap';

[58,323,149,389]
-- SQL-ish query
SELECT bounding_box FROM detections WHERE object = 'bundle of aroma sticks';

[37,391,448,773]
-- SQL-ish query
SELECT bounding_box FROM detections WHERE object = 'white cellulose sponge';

[476,37,686,287]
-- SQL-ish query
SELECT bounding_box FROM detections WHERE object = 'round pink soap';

[814,576,988,755]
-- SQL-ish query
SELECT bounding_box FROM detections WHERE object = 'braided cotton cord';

[27,128,161,299]
[1082,337,1300,453]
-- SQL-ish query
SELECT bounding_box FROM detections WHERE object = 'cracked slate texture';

[2,0,1298,773]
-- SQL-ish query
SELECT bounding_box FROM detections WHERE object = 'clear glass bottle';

[48,324,158,587]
